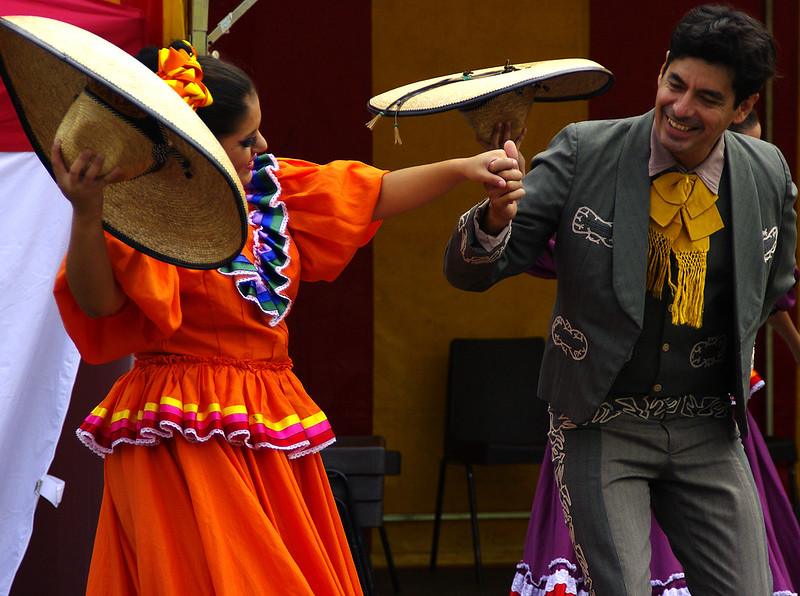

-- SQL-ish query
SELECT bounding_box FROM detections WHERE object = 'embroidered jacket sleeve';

[276,157,385,282]
[761,147,798,325]
[53,234,182,364]
[444,124,575,290]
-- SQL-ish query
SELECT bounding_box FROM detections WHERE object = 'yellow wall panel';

[372,0,591,566]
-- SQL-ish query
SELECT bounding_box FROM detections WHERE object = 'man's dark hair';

[666,4,775,106]
[728,109,759,134]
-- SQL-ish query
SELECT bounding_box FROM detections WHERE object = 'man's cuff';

[473,199,511,251]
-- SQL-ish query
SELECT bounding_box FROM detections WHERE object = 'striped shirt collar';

[648,123,725,194]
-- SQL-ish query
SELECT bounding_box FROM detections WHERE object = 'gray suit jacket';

[444,111,797,432]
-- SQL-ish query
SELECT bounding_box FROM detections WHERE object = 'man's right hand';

[481,139,524,235]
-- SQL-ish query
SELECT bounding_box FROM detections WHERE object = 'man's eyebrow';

[667,72,685,85]
[668,72,726,102]
[699,89,726,102]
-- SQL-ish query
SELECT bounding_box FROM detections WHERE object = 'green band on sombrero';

[367,58,613,144]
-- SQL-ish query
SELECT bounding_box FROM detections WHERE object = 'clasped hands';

[480,121,526,235]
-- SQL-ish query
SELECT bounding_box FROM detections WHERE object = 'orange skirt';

[87,438,362,595]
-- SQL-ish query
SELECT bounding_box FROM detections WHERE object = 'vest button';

[662,343,670,352]
[653,383,663,393]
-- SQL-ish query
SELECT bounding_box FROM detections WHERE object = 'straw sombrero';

[0,16,248,269]
[367,58,613,145]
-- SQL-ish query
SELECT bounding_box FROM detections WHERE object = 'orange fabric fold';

[87,440,362,595]
[278,158,385,282]
[53,156,385,594]
[53,234,182,363]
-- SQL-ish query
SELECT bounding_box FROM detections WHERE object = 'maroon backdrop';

[589,0,799,439]
[207,0,375,435]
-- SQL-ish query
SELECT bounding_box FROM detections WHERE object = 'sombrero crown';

[368,58,613,145]
[0,16,248,269]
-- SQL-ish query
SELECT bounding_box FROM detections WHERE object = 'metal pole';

[191,0,209,55]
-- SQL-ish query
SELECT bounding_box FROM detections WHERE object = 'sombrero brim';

[0,15,248,269]
[368,58,613,117]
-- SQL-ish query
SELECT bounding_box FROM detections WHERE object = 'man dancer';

[444,5,797,594]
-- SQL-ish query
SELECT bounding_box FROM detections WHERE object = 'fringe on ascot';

[646,172,723,329]
[646,227,707,328]
[647,226,672,300]
[672,249,707,327]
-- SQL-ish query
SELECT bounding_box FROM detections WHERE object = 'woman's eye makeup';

[240,135,257,148]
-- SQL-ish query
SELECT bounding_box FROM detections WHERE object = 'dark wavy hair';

[136,41,255,138]
[728,109,759,134]
[666,4,776,106]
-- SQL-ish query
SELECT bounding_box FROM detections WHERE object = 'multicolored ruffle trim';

[750,369,765,396]
[219,153,292,326]
[510,561,797,596]
[76,355,335,459]
[510,561,690,596]
[78,398,334,459]
[511,560,590,596]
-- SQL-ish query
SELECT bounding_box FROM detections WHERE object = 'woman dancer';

[52,41,523,595]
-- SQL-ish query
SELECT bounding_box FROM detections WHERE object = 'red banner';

[0,0,146,151]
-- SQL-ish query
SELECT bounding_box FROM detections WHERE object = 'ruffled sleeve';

[276,157,385,281]
[53,233,182,364]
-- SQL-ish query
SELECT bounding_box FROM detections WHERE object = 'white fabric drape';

[0,152,80,595]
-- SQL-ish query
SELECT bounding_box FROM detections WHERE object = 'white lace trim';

[511,562,796,596]
[76,419,325,460]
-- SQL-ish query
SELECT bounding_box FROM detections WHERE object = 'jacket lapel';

[725,132,764,341]
[612,112,653,328]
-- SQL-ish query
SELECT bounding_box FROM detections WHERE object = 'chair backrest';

[446,337,548,447]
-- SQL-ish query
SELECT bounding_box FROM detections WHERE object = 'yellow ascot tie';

[646,172,724,328]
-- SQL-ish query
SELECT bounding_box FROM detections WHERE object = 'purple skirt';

[510,410,800,596]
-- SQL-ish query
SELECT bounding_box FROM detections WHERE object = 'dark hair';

[728,109,759,134]
[666,4,775,106]
[136,41,256,138]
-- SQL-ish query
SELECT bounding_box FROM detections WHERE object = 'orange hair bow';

[157,42,213,110]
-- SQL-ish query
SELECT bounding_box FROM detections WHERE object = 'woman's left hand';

[462,141,524,192]
[485,121,527,174]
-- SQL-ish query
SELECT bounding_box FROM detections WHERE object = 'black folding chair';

[326,469,375,596]
[323,436,401,593]
[430,337,549,583]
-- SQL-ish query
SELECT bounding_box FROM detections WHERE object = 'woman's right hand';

[51,140,127,318]
[51,140,123,221]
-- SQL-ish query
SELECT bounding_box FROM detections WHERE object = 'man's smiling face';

[654,56,755,170]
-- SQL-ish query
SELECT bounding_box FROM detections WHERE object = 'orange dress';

[54,155,385,595]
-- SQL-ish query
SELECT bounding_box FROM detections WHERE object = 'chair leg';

[465,463,483,584]
[328,469,375,596]
[379,525,400,593]
[334,498,375,596]
[429,459,447,571]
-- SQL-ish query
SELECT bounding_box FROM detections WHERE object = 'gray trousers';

[549,404,771,596]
